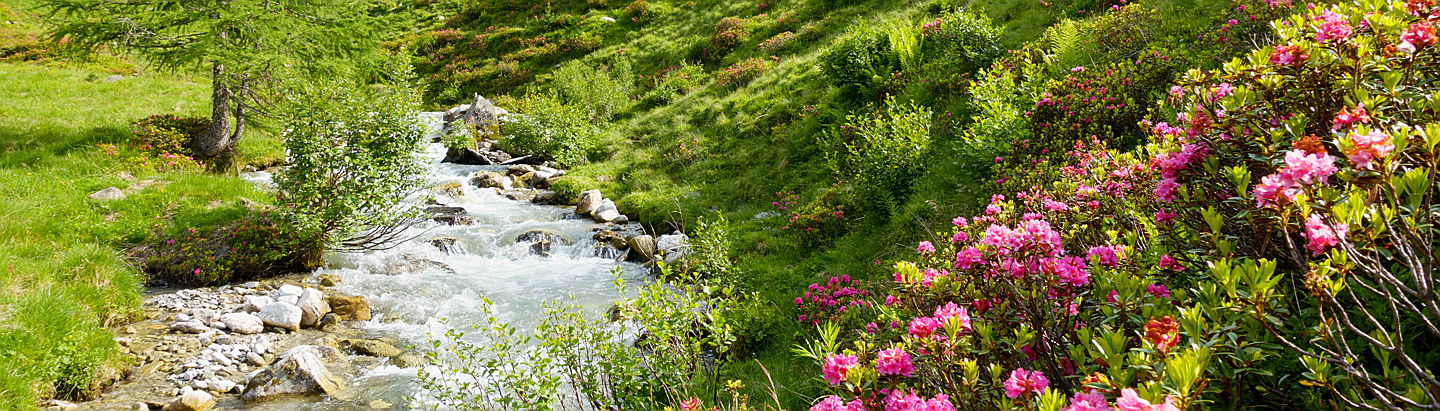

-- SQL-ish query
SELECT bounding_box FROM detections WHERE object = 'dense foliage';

[273,77,429,262]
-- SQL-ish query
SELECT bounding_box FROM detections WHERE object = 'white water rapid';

[256,113,648,409]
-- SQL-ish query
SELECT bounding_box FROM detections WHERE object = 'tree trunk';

[193,62,242,162]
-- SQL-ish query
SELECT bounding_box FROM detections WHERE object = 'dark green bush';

[826,99,931,213]
[918,9,1003,81]
[818,26,895,100]
[548,59,633,122]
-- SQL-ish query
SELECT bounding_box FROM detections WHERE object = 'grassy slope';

[0,62,276,408]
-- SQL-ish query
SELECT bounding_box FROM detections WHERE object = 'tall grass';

[0,62,275,407]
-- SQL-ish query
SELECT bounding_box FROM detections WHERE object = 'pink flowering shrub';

[715,56,775,87]
[795,275,869,326]
[788,7,1440,408]
[138,214,305,286]
[1134,1,1440,407]
[110,114,207,171]
[771,186,847,243]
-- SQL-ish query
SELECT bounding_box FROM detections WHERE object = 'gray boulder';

[592,199,622,223]
[296,288,329,328]
[220,313,264,335]
[88,187,125,201]
[258,303,302,332]
[575,190,602,215]
[240,345,349,402]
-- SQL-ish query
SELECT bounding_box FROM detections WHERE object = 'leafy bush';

[757,30,798,54]
[638,62,707,106]
[273,76,428,261]
[818,26,895,99]
[548,59,633,122]
[139,214,305,286]
[704,16,756,60]
[918,9,1004,81]
[498,93,601,166]
[420,266,737,409]
[715,56,775,87]
[1143,2,1440,407]
[782,3,1440,410]
[622,0,653,22]
[771,187,847,243]
[826,99,932,212]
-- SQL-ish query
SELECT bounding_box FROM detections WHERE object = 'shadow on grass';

[0,125,128,168]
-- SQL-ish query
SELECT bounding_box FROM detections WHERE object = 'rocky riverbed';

[64,277,420,410]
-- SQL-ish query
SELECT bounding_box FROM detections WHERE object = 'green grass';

[0,62,277,408]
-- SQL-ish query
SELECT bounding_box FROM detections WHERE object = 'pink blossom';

[952,216,968,227]
[1313,10,1353,43]
[1269,44,1308,65]
[1398,22,1437,53]
[1159,254,1185,271]
[876,348,915,377]
[1346,130,1394,169]
[1283,149,1337,185]
[933,302,972,333]
[1154,209,1176,224]
[951,231,969,243]
[908,316,942,338]
[811,395,865,411]
[954,247,983,269]
[1049,256,1090,287]
[1114,389,1180,411]
[1332,105,1370,130]
[1147,283,1171,298]
[1065,391,1110,411]
[882,390,954,411]
[1304,213,1348,256]
[1003,368,1049,398]
[822,354,859,385]
[1087,246,1122,267]
[917,241,936,254]
[1153,178,1180,202]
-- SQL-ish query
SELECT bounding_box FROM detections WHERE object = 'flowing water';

[249,113,648,408]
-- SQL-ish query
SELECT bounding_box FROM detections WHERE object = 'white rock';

[599,16,616,22]
[277,295,299,306]
[257,303,302,331]
[165,389,215,411]
[592,199,622,223]
[170,321,209,334]
[209,379,236,393]
[575,189,602,215]
[275,284,303,297]
[221,313,264,335]
[88,187,125,201]
[296,288,328,328]
[245,296,274,312]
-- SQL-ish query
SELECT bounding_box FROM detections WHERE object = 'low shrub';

[638,62,707,106]
[715,56,775,87]
[498,93,601,166]
[138,214,306,286]
[548,59,633,122]
[99,114,208,171]
[622,0,653,22]
[918,9,1004,82]
[1023,49,1183,161]
[771,186,847,243]
[757,30,797,54]
[703,16,756,60]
